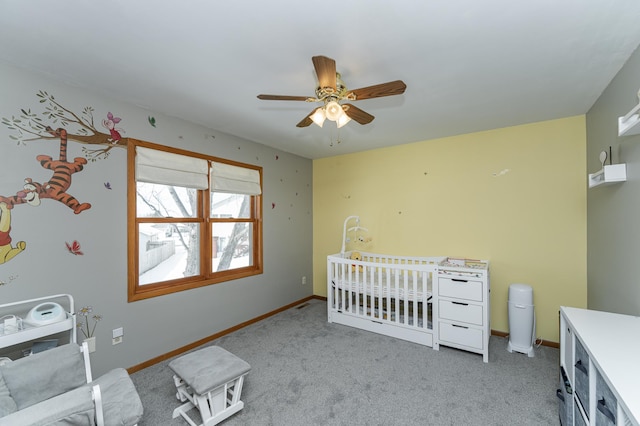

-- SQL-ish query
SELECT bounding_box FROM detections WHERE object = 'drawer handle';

[451,279,468,283]
[556,388,565,402]
[597,398,616,423]
[451,301,469,306]
[452,324,468,329]
[575,359,588,376]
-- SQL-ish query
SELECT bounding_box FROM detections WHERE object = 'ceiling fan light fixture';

[310,108,326,127]
[325,100,343,121]
[336,113,351,128]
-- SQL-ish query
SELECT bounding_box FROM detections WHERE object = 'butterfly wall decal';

[65,240,84,256]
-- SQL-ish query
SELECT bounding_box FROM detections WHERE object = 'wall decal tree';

[2,90,128,161]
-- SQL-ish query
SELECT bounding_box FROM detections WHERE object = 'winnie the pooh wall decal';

[0,202,26,264]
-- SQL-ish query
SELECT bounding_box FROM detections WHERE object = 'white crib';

[327,251,444,349]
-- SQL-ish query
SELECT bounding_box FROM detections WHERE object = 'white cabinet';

[0,294,76,358]
[559,307,640,426]
[437,260,490,362]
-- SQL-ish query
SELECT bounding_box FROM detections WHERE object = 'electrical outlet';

[301,276,306,285]
[112,327,123,345]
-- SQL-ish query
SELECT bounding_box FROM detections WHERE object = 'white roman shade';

[211,162,261,195]
[136,146,209,189]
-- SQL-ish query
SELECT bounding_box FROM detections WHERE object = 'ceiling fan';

[257,55,406,128]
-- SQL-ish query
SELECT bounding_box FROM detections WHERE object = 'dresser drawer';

[439,321,483,349]
[595,369,617,426]
[562,323,574,385]
[438,277,483,301]
[439,300,483,325]
[557,366,573,426]
[574,337,590,419]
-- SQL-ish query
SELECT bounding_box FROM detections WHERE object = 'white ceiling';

[1,1,640,159]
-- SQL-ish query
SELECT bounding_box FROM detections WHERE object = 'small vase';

[83,336,96,353]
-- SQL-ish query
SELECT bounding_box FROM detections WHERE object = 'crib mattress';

[332,271,432,301]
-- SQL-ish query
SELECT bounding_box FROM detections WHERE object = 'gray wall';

[586,45,640,315]
[0,62,313,375]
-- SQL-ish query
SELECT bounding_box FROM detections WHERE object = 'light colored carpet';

[131,299,559,425]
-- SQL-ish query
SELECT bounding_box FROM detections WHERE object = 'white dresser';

[559,306,640,425]
[437,259,490,362]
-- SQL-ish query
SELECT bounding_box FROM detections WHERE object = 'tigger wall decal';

[37,127,91,214]
[0,128,90,265]
[0,129,91,214]
[0,127,90,265]
[1,92,129,266]
[0,178,44,210]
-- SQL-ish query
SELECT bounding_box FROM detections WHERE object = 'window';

[128,140,262,301]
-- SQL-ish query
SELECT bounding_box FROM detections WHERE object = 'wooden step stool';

[169,346,251,426]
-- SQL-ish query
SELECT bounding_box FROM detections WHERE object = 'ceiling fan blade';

[346,80,406,100]
[312,56,337,90]
[343,104,375,125]
[257,94,310,101]
[296,107,322,128]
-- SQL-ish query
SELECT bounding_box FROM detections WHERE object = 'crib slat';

[412,272,418,327]
[376,266,384,320]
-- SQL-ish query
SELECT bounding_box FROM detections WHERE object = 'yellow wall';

[313,116,587,343]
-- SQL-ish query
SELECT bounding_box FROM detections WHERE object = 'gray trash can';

[507,283,535,357]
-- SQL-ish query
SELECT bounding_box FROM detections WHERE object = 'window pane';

[211,222,253,272]
[137,182,197,218]
[211,193,251,219]
[139,222,200,285]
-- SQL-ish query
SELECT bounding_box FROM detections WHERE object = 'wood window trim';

[127,139,263,302]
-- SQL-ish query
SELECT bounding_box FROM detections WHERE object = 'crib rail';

[327,252,442,347]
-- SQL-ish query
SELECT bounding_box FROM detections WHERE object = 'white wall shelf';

[618,113,640,136]
[588,163,626,188]
[0,294,76,355]
[619,93,640,136]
